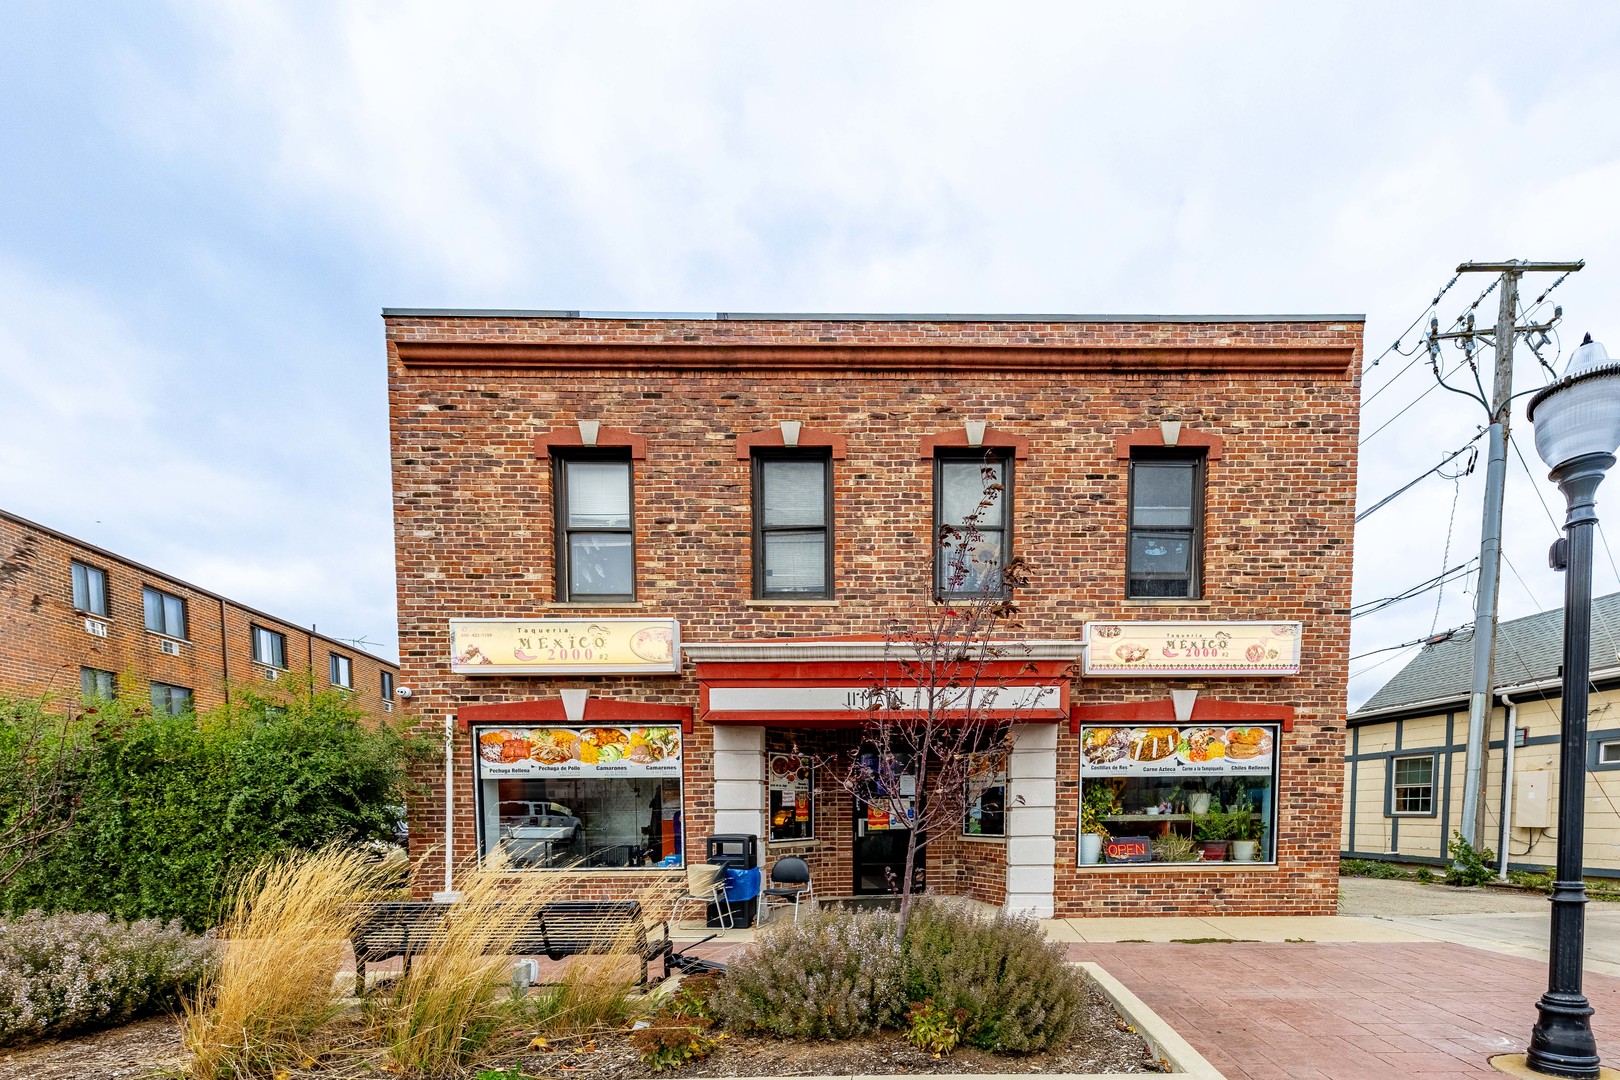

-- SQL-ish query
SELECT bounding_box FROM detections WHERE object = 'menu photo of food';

[1080,724,1278,776]
[475,725,681,775]
[769,753,812,790]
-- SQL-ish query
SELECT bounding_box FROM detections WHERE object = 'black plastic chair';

[762,856,813,923]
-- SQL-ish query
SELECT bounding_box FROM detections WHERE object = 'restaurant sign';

[1082,621,1301,677]
[450,618,679,675]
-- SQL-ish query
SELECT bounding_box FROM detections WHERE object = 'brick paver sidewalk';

[1070,940,1620,1079]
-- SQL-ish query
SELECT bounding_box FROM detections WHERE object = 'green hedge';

[0,680,422,930]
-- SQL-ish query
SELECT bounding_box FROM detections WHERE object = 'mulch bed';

[0,983,1163,1078]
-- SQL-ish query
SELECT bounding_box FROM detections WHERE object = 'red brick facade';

[386,313,1362,916]
[0,510,398,718]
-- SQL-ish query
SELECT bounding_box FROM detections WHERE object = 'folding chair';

[674,861,732,930]
[762,856,813,923]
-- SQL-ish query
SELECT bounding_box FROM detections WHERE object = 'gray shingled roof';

[1356,591,1620,715]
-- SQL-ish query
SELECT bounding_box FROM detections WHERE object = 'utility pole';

[1433,259,1583,853]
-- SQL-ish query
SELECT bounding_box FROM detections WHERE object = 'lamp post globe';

[1522,333,1620,1078]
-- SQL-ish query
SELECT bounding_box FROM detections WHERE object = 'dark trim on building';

[383,309,1367,324]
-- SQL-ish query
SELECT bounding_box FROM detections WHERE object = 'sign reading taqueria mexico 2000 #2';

[1081,621,1301,677]
[449,618,680,675]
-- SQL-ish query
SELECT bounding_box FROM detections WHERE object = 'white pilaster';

[710,725,767,840]
[1004,723,1058,917]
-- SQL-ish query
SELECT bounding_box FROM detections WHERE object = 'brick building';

[0,508,399,719]
[386,310,1363,917]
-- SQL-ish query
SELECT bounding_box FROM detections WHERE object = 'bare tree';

[0,696,89,889]
[825,457,1032,929]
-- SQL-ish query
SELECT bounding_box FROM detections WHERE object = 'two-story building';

[386,310,1362,917]
[0,508,399,719]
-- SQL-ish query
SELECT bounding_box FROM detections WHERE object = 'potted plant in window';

[1080,782,1117,865]
[1229,797,1265,862]
[1191,805,1238,861]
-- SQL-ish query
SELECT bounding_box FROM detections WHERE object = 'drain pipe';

[1498,692,1518,882]
[433,712,463,902]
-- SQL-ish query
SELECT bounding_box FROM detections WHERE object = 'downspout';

[1498,692,1518,881]
[433,712,463,902]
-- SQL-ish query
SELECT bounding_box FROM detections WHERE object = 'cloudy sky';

[3,2,1618,701]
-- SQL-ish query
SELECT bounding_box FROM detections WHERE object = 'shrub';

[905,998,968,1056]
[0,684,424,931]
[0,910,215,1045]
[1508,869,1553,892]
[183,845,380,1080]
[1414,866,1436,884]
[631,1016,720,1072]
[900,901,1086,1053]
[1446,832,1496,887]
[1340,858,1408,880]
[714,907,905,1038]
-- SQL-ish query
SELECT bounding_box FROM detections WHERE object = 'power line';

[1352,560,1479,620]
[1349,624,1471,664]
[1355,434,1482,522]
[1359,352,1475,446]
[1363,272,1462,372]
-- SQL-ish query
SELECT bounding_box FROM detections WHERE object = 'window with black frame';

[143,586,188,638]
[752,452,832,599]
[935,452,1010,598]
[1126,452,1204,599]
[963,749,1007,837]
[769,752,815,841]
[556,454,635,601]
[252,625,287,669]
[71,561,109,616]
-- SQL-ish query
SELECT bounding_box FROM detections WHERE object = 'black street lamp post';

[1524,334,1620,1078]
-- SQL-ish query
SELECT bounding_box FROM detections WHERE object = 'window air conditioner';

[160,639,180,656]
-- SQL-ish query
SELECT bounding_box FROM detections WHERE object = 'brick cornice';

[918,428,1031,460]
[533,427,648,459]
[734,428,847,459]
[396,341,1355,375]
[1114,427,1225,460]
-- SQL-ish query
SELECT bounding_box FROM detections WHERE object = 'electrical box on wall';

[1515,769,1552,829]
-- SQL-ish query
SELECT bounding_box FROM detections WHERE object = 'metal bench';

[350,899,673,991]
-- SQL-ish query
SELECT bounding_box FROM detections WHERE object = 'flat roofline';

[0,507,399,669]
[382,308,1365,324]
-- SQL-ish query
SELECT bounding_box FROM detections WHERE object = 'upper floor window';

[555,454,634,601]
[71,561,109,616]
[1126,452,1205,599]
[752,452,832,599]
[252,625,287,669]
[150,682,193,716]
[81,667,116,702]
[329,653,353,689]
[935,452,1010,598]
[380,670,395,700]
[143,586,188,639]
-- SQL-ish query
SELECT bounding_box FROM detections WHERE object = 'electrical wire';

[1362,272,1462,372]
[1352,560,1478,620]
[1355,435,1482,522]
[1359,352,1475,446]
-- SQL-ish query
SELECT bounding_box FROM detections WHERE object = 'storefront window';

[769,752,814,841]
[963,750,1007,837]
[474,725,683,869]
[1079,724,1278,865]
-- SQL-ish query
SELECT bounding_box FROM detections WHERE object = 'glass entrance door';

[853,798,926,894]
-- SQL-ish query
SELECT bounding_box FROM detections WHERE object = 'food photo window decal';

[473,725,684,870]
[768,752,815,842]
[1078,724,1278,866]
